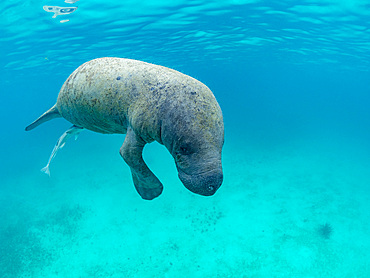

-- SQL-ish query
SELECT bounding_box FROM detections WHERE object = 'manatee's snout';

[178,168,223,196]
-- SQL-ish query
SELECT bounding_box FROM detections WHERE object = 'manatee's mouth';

[178,168,223,196]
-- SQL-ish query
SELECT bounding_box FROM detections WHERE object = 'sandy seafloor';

[1,120,369,277]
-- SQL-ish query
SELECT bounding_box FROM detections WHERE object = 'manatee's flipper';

[25,104,61,131]
[120,126,163,200]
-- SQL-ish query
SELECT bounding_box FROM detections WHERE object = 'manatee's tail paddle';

[25,104,61,131]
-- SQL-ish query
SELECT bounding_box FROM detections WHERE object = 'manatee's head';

[175,147,224,196]
[160,85,224,196]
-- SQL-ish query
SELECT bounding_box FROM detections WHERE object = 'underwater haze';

[1,0,370,277]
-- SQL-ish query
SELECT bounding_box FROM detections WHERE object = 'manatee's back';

[56,58,140,134]
[56,57,222,139]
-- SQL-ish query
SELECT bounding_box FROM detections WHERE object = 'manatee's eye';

[179,145,192,155]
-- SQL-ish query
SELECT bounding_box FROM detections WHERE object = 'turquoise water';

[1,0,370,277]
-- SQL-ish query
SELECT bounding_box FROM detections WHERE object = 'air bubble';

[43,6,78,18]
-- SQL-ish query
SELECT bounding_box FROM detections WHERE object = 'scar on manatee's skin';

[25,57,224,200]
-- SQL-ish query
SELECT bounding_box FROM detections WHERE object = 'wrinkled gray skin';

[26,57,224,200]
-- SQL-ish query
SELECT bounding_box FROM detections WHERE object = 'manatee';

[25,57,224,200]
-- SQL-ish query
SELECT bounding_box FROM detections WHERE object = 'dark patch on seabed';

[317,222,333,239]
[0,197,87,277]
